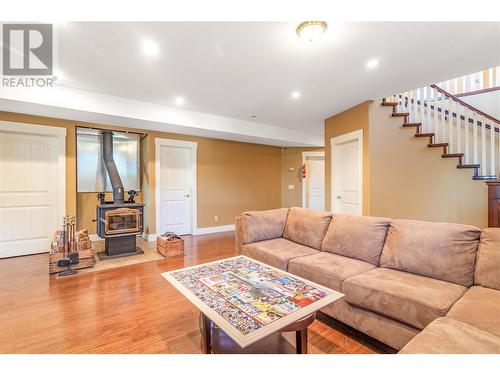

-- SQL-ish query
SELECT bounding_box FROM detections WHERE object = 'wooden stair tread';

[442,153,464,158]
[415,133,434,137]
[428,143,448,147]
[392,113,409,117]
[382,102,398,106]
[457,164,480,169]
[403,123,421,128]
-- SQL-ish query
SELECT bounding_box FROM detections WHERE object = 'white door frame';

[301,151,325,208]
[155,138,197,236]
[0,120,67,226]
[330,129,363,215]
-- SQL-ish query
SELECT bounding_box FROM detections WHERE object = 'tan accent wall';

[0,111,282,235]
[280,147,323,208]
[324,101,370,213]
[368,102,487,228]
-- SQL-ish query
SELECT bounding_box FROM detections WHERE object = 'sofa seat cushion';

[321,214,390,265]
[380,219,480,287]
[447,286,500,336]
[288,252,376,292]
[283,207,332,250]
[399,317,500,354]
[241,238,319,270]
[343,268,467,329]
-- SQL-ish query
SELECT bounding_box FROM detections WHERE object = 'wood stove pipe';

[102,131,124,204]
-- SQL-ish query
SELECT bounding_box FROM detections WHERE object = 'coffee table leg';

[200,313,211,354]
[296,328,308,354]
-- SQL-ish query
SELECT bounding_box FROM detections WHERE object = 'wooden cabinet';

[486,181,500,227]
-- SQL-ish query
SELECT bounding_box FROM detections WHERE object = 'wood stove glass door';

[158,145,193,235]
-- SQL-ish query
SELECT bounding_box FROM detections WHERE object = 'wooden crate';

[157,236,184,257]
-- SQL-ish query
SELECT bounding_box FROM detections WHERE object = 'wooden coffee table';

[162,256,343,353]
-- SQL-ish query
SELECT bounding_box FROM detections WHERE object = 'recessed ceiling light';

[291,91,301,99]
[296,21,328,42]
[175,96,185,106]
[141,39,160,58]
[366,58,379,70]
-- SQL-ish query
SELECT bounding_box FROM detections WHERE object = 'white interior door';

[305,156,325,210]
[0,130,62,257]
[158,144,194,235]
[332,131,362,215]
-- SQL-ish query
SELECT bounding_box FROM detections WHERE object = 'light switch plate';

[289,167,295,171]
[288,185,295,190]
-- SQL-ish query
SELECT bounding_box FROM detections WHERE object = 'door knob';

[184,193,190,198]
[336,195,342,200]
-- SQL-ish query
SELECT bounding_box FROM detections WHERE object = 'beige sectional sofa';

[235,207,500,353]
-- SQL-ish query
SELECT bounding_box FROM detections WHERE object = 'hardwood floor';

[0,232,379,354]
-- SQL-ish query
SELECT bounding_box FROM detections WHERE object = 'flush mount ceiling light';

[291,91,301,99]
[175,96,185,106]
[141,39,160,58]
[366,58,380,70]
[296,21,328,41]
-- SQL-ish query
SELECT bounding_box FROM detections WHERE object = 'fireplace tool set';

[51,215,80,276]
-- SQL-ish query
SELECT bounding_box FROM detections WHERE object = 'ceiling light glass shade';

[296,21,327,41]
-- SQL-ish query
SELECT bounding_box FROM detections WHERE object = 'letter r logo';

[2,24,53,76]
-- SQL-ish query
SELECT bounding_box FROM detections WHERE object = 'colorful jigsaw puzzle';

[169,256,331,335]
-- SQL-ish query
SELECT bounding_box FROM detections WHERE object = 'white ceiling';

[1,22,500,146]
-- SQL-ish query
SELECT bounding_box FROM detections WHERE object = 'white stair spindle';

[481,115,487,176]
[435,90,441,143]
[448,99,454,153]
[457,102,462,154]
[441,93,448,143]
[463,107,470,164]
[461,76,467,95]
[426,87,432,135]
[490,117,495,177]
[498,120,500,178]
[419,88,425,130]
[496,66,500,86]
[408,90,414,123]
[473,112,478,165]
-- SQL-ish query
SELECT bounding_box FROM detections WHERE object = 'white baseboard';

[89,234,102,242]
[142,233,158,242]
[140,225,234,241]
[193,224,235,235]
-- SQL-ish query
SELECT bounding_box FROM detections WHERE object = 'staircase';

[383,75,500,180]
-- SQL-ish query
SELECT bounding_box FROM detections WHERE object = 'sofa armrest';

[234,208,289,255]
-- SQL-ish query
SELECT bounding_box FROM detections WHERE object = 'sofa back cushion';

[239,208,289,244]
[321,214,390,265]
[380,219,481,287]
[475,228,500,290]
[283,207,332,249]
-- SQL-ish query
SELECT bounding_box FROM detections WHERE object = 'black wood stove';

[96,131,144,257]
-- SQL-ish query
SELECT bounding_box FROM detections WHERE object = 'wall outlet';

[289,167,295,171]
[288,185,295,190]
[214,215,219,222]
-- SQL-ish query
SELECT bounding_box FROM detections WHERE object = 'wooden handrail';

[431,84,500,124]
[454,85,500,99]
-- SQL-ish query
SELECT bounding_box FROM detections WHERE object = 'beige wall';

[0,111,282,235]
[368,102,487,228]
[280,147,323,208]
[324,101,370,213]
